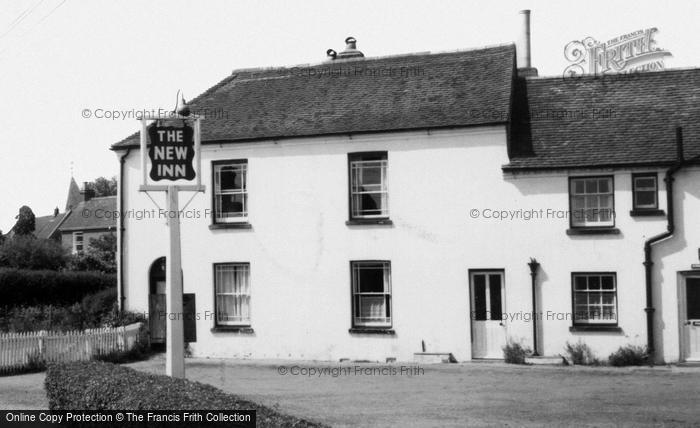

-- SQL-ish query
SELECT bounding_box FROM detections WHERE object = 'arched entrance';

[148,257,167,344]
[147,257,197,345]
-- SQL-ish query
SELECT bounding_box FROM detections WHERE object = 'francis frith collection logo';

[564,28,672,77]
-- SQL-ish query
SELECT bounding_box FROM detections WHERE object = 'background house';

[17,177,117,254]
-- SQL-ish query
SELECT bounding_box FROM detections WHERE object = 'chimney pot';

[345,37,357,49]
[53,207,59,217]
[332,36,364,60]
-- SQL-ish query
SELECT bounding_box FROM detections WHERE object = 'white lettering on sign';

[157,164,188,177]
[157,130,184,142]
[153,146,189,161]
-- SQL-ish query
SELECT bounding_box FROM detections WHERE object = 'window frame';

[72,231,84,254]
[350,260,393,329]
[212,262,251,328]
[347,152,389,222]
[631,172,659,211]
[211,159,248,225]
[568,175,615,229]
[570,272,619,327]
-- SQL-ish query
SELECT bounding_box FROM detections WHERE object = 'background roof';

[506,69,700,171]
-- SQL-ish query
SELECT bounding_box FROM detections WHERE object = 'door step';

[413,352,457,364]
[524,355,566,365]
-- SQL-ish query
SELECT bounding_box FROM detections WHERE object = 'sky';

[1,0,699,232]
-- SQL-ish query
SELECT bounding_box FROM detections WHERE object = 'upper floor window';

[213,160,247,223]
[572,273,617,325]
[214,263,251,326]
[348,152,388,220]
[569,176,614,228]
[72,232,84,254]
[351,261,392,328]
[632,173,658,211]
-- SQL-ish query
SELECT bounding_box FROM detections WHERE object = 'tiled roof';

[112,44,516,148]
[505,69,700,171]
[59,197,116,231]
[32,212,68,240]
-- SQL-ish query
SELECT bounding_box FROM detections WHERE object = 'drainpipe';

[643,127,687,361]
[117,148,132,311]
[528,258,540,356]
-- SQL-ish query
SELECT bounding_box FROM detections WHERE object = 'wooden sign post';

[139,115,204,379]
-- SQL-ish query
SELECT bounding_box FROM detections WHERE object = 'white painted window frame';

[351,261,392,328]
[350,158,389,219]
[569,177,614,227]
[213,162,248,223]
[214,263,251,326]
[572,273,618,325]
[632,174,658,210]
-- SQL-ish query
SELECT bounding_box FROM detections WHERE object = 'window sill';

[566,227,620,235]
[346,219,393,226]
[209,222,252,230]
[569,325,622,333]
[630,209,665,217]
[349,328,395,335]
[211,326,255,334]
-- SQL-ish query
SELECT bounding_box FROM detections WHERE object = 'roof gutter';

[643,127,699,362]
[117,147,131,311]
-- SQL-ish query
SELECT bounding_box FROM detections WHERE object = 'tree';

[67,233,116,273]
[13,206,35,236]
[0,230,4,245]
[87,176,117,197]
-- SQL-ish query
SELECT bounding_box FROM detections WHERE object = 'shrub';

[608,344,650,366]
[0,235,68,270]
[564,341,602,365]
[503,340,531,364]
[45,361,327,427]
[0,294,144,333]
[80,288,117,326]
[67,234,116,274]
[0,268,114,307]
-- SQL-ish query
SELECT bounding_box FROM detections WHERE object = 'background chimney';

[517,10,538,77]
[81,182,95,202]
[330,37,364,60]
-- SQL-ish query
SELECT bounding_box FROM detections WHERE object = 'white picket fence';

[0,322,143,374]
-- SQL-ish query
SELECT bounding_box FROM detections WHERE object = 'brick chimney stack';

[81,182,95,202]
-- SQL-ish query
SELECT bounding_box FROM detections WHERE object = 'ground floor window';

[214,263,251,326]
[572,273,617,325]
[351,261,391,328]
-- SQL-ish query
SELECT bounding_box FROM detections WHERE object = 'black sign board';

[148,124,196,181]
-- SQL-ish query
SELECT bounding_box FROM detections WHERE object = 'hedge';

[0,268,115,306]
[45,361,327,428]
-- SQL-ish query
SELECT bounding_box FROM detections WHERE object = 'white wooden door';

[470,271,506,359]
[683,277,700,361]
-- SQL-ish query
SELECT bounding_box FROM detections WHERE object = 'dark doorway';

[149,257,167,344]
[148,257,197,345]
